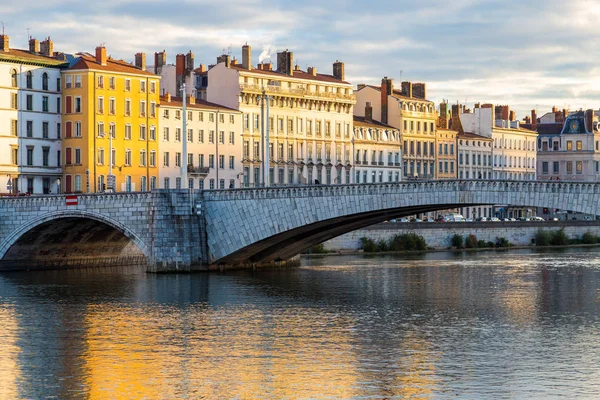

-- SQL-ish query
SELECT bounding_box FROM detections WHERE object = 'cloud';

[4,0,600,117]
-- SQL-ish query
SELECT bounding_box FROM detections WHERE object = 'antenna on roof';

[1,22,4,36]
[399,70,402,81]
[228,45,232,56]
[26,27,31,39]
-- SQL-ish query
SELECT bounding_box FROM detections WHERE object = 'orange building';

[61,47,160,192]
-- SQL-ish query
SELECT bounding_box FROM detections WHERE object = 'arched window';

[26,71,33,89]
[10,69,17,87]
[42,72,48,91]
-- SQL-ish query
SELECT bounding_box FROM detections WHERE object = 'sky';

[3,0,600,119]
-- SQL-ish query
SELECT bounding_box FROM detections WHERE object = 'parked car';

[532,216,545,221]
[399,218,409,223]
[476,217,488,222]
[389,219,397,223]
[443,213,466,222]
[490,217,501,222]
[584,216,593,221]
[465,218,473,222]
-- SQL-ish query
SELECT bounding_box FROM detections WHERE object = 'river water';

[0,248,599,399]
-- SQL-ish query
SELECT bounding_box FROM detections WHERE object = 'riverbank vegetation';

[360,233,428,253]
[535,229,600,246]
[452,233,511,249]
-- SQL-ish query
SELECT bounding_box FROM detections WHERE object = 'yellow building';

[62,47,160,193]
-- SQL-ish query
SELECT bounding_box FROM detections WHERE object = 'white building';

[355,79,438,179]
[207,46,355,187]
[353,109,402,184]
[0,35,64,194]
[158,93,242,189]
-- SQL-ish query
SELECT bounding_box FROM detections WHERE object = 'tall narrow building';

[61,47,161,193]
[0,34,66,194]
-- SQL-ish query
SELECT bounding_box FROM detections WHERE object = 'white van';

[444,213,466,222]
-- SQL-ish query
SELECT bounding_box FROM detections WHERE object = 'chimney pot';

[135,52,146,71]
[333,61,345,81]
[308,66,317,76]
[40,37,54,57]
[29,38,39,53]
[0,34,9,52]
[95,46,107,66]
[277,50,294,76]
[154,50,166,75]
[242,44,252,70]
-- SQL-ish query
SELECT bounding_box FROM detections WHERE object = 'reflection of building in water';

[0,306,20,399]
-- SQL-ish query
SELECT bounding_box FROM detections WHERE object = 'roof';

[458,131,493,141]
[521,122,563,135]
[67,54,157,76]
[353,115,398,130]
[355,84,432,103]
[0,48,68,67]
[159,96,238,112]
[228,64,350,85]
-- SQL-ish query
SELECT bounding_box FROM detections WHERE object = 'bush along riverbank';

[535,229,600,246]
[359,232,514,253]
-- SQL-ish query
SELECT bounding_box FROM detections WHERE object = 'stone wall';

[323,221,600,251]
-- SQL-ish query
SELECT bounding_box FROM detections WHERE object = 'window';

[109,98,116,114]
[10,93,17,109]
[109,76,115,89]
[209,113,215,122]
[26,95,33,111]
[26,71,33,89]
[109,123,116,139]
[140,80,146,93]
[140,100,146,117]
[141,176,147,192]
[219,131,225,144]
[26,121,33,138]
[209,155,215,168]
[567,141,573,151]
[42,122,49,138]
[26,147,34,166]
[150,81,156,94]
[75,97,82,113]
[150,126,156,141]
[75,75,82,88]
[188,129,193,143]
[140,149,147,167]
[209,130,214,144]
[11,119,18,136]
[199,112,204,122]
[10,69,17,87]
[151,176,157,190]
[567,161,573,174]
[199,130,204,143]
[125,79,131,91]
[163,152,170,167]
[97,75,104,88]
[542,162,549,174]
[229,156,235,169]
[42,73,49,91]
[164,177,170,189]
[576,161,583,174]
[125,99,131,116]
[163,127,170,141]
[150,151,156,167]
[125,149,132,166]
[125,124,131,139]
[229,114,235,124]
[75,175,82,192]
[175,152,181,167]
[97,97,104,113]
[553,161,559,174]
[75,121,82,137]
[219,155,225,169]
[97,122,104,137]
[577,141,583,151]
[97,148,105,165]
[175,128,181,142]
[42,147,49,167]
[150,102,156,118]
[56,98,61,113]
[139,125,146,140]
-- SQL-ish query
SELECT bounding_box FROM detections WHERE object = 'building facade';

[353,112,402,184]
[61,47,160,193]
[355,79,437,179]
[208,46,355,187]
[0,35,65,194]
[436,128,457,179]
[158,93,242,189]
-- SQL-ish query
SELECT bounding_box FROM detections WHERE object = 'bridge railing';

[201,179,600,201]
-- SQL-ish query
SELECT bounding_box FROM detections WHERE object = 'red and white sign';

[65,195,78,206]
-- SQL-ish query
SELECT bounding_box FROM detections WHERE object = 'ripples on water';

[0,248,599,399]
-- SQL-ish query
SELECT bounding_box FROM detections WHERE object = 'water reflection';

[0,249,599,398]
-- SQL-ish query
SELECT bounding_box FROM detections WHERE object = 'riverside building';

[207,45,355,187]
[158,93,242,189]
[61,47,160,193]
[0,35,66,194]
[355,79,437,179]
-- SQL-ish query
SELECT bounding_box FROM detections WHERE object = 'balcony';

[239,83,355,103]
[187,165,210,175]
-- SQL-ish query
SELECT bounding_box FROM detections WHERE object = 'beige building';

[436,128,457,179]
[459,103,537,218]
[158,93,242,190]
[355,79,437,179]
[353,108,402,184]
[207,45,355,187]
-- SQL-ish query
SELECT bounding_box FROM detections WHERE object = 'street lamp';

[259,90,272,187]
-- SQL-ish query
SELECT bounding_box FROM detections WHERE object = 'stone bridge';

[0,180,599,271]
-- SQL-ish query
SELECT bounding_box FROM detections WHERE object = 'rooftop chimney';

[333,61,345,81]
[531,109,537,131]
[185,51,194,74]
[242,44,252,70]
[276,50,294,76]
[0,34,8,52]
[412,83,426,99]
[165,92,171,102]
[365,102,373,122]
[307,66,317,76]
[509,110,516,122]
[563,109,569,121]
[381,77,393,125]
[95,46,107,66]
[586,109,594,133]
[401,81,412,98]
[40,37,54,57]
[154,50,166,75]
[187,95,195,105]
[135,52,146,71]
[217,54,231,68]
[29,38,39,53]
[552,106,558,113]
[196,64,207,73]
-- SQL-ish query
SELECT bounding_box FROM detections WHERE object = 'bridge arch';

[0,210,148,269]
